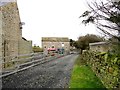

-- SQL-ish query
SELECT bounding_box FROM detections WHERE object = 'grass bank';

[69,55,106,89]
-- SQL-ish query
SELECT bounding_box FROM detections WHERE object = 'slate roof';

[42,37,70,42]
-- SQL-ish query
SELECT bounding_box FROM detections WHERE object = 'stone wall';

[0,11,2,70]
[81,51,120,88]
[89,42,111,52]
[1,1,32,57]
[0,11,2,58]
[42,41,70,55]
[1,2,21,62]
[42,37,70,55]
[19,38,33,55]
[42,42,70,51]
[0,1,33,68]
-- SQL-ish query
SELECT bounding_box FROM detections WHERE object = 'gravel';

[2,54,78,88]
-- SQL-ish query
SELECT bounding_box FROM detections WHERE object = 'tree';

[73,41,79,49]
[32,45,43,53]
[80,0,120,42]
[70,39,82,51]
[70,39,75,46]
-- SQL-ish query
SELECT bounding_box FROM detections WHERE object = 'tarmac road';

[2,54,78,88]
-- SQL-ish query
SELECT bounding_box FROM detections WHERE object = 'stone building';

[89,42,111,52]
[0,0,32,68]
[42,37,70,55]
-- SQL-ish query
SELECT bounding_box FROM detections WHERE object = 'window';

[44,46,46,48]
[98,46,100,48]
[52,46,54,48]
[62,43,64,47]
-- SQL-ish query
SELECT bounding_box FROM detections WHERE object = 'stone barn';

[89,42,111,52]
[42,37,70,55]
[0,0,33,68]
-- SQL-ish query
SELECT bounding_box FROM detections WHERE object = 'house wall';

[1,2,33,56]
[0,2,33,69]
[0,11,2,69]
[42,41,70,55]
[1,2,21,61]
[0,11,2,58]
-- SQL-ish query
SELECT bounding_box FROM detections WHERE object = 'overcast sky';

[17,0,101,47]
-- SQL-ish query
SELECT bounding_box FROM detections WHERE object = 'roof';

[89,42,110,46]
[0,0,16,6]
[42,37,70,42]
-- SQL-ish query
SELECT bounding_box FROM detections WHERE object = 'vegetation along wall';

[81,50,120,88]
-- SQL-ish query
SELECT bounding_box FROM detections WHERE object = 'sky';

[17,0,101,47]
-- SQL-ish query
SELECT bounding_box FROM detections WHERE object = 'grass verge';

[69,55,106,89]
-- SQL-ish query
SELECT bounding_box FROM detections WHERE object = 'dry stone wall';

[81,51,120,88]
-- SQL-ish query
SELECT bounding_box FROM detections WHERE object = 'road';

[2,54,78,88]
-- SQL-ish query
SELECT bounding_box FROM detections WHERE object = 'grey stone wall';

[89,42,111,52]
[0,2,33,68]
[1,2,20,59]
[19,39,33,55]
[0,11,2,70]
[0,11,2,58]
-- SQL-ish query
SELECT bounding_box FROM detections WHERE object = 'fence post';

[32,53,34,65]
[14,56,20,71]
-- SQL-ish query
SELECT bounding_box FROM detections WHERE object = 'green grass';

[69,56,106,89]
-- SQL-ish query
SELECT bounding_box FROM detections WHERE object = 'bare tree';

[80,0,120,42]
